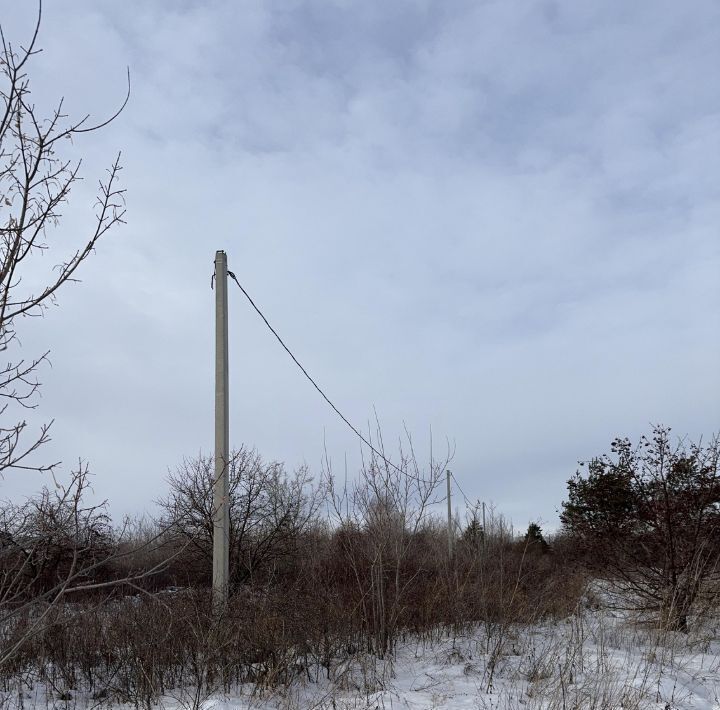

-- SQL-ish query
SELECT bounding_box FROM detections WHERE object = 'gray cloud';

[2,0,718,530]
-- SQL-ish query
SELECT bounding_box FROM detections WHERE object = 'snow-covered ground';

[5,603,720,709]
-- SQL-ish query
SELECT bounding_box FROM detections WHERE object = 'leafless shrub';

[0,468,186,671]
[325,425,450,657]
[0,466,112,603]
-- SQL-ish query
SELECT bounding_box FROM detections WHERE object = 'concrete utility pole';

[482,501,487,555]
[446,469,453,559]
[213,250,230,608]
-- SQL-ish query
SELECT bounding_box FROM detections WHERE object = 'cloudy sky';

[2,0,719,529]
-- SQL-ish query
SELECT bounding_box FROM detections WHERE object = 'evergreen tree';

[561,425,720,631]
[524,522,549,553]
[461,515,484,547]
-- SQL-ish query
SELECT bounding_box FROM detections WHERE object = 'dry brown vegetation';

[0,446,587,706]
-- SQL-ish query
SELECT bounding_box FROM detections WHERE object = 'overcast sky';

[2,0,719,530]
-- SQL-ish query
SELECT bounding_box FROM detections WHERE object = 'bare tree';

[0,2,127,479]
[0,6,189,670]
[158,447,323,586]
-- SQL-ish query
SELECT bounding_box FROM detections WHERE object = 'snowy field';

[5,599,720,710]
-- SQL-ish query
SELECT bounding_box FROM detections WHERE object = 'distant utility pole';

[447,470,453,559]
[482,501,487,555]
[213,250,230,608]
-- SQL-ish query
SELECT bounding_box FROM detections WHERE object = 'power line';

[224,268,420,482]
[450,470,478,510]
